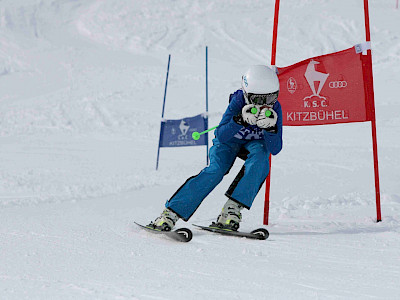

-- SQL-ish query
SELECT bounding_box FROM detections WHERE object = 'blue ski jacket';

[215,89,283,155]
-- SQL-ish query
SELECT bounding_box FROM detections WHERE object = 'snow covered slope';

[0,0,399,299]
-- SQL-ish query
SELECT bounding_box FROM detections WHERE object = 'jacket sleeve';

[263,101,283,155]
[215,94,244,143]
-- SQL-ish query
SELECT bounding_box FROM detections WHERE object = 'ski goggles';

[246,91,279,105]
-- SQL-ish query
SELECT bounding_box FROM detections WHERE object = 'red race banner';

[264,0,381,226]
[277,45,371,126]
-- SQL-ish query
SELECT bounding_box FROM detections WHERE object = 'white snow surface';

[1,0,399,299]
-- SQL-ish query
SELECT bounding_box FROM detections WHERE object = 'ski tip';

[175,227,193,242]
[135,222,192,242]
[250,228,269,240]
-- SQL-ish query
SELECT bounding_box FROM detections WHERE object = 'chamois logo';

[179,120,190,136]
[287,77,297,94]
[304,60,329,100]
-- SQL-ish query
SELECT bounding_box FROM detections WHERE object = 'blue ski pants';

[165,138,270,221]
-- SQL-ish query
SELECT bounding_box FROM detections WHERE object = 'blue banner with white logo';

[159,114,207,148]
[156,49,209,170]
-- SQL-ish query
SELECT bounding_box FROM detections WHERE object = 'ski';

[193,224,269,240]
[134,222,193,243]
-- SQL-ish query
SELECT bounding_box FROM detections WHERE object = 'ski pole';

[192,109,273,140]
[192,125,219,140]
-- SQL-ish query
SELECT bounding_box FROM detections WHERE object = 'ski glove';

[241,104,259,126]
[257,107,278,132]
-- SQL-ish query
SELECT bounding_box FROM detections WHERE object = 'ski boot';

[148,208,179,232]
[212,199,243,231]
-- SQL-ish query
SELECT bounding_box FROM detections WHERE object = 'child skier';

[149,65,283,231]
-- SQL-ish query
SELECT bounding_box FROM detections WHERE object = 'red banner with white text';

[277,46,372,126]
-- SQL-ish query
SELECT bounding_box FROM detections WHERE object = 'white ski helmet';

[241,65,280,105]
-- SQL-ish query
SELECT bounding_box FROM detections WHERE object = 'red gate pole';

[270,0,280,66]
[264,0,281,225]
[363,0,382,222]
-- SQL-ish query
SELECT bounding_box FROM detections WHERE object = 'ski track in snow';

[0,0,400,299]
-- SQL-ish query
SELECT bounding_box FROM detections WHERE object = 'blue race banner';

[156,51,210,170]
[159,114,207,147]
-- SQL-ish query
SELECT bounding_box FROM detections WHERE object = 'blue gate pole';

[205,46,209,165]
[156,54,171,170]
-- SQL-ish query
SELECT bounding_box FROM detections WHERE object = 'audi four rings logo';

[329,81,348,88]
